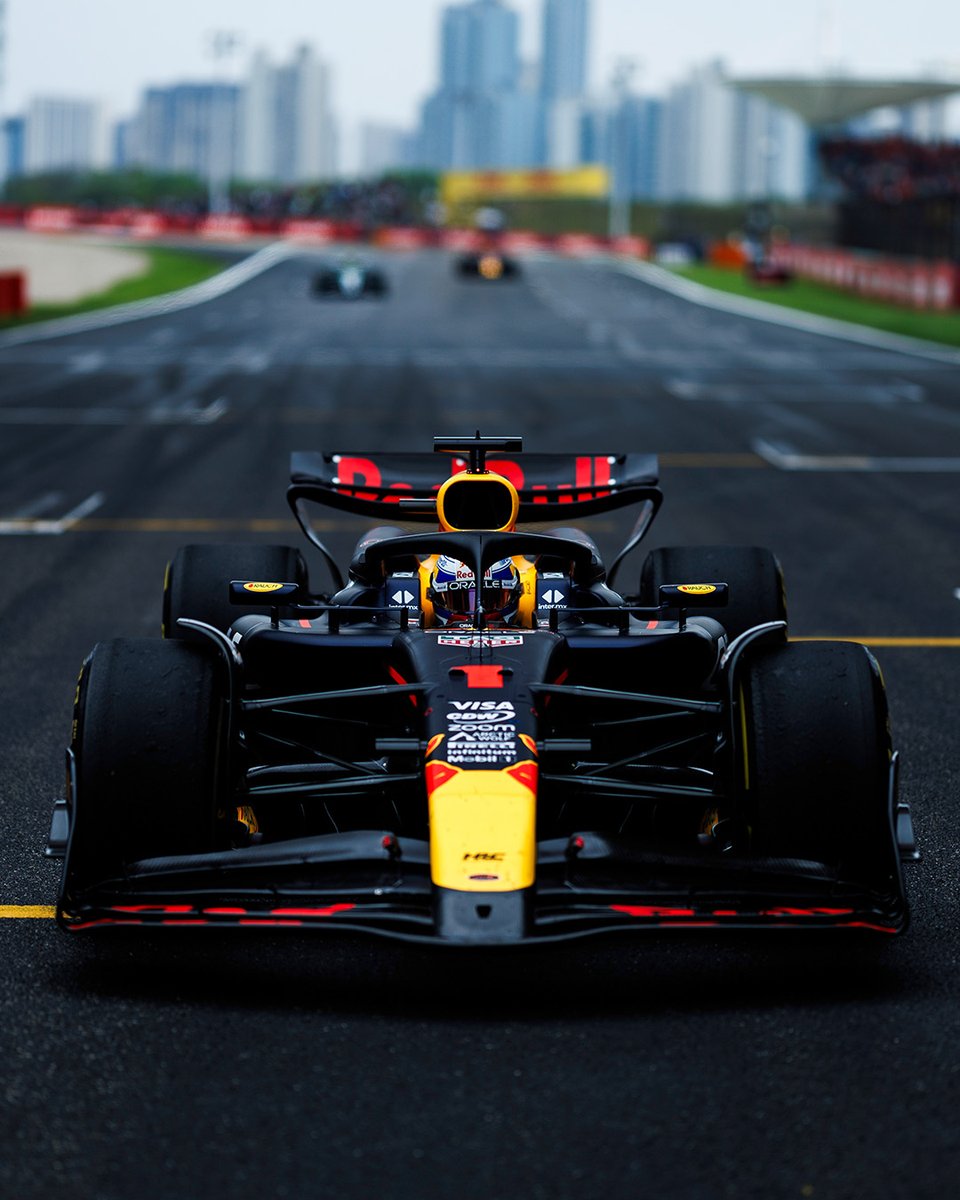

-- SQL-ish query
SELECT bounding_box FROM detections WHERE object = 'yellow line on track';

[793,636,960,648]
[660,453,768,468]
[0,906,56,919]
[69,518,362,532]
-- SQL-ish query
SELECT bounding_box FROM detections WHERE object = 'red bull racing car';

[49,435,915,943]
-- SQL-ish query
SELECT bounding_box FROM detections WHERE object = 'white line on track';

[665,378,926,404]
[0,492,104,535]
[0,242,293,348]
[753,438,960,472]
[10,491,65,518]
[0,396,229,425]
[614,258,960,365]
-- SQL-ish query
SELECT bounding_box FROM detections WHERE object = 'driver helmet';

[429,555,521,625]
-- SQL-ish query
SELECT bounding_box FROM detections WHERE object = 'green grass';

[0,246,229,329]
[670,263,960,349]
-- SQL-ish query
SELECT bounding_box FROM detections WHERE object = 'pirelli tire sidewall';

[66,638,228,885]
[737,639,894,875]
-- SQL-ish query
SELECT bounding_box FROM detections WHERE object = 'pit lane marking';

[0,906,56,919]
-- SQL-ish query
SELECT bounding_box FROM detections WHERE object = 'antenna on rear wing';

[433,433,523,474]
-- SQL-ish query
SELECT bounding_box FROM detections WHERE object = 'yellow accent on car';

[436,471,519,533]
[478,254,504,280]
[429,769,536,892]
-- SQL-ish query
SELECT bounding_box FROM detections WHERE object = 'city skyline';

[5,0,960,170]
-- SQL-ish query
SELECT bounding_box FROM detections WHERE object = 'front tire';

[68,638,228,883]
[739,640,892,868]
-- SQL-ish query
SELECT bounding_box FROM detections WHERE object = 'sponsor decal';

[446,699,518,764]
[243,582,284,593]
[437,634,524,648]
[677,584,717,596]
[333,455,615,504]
[389,588,417,606]
[463,852,505,862]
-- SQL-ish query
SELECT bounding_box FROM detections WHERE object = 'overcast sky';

[5,0,960,157]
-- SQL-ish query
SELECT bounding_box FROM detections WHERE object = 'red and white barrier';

[25,206,77,232]
[769,244,960,311]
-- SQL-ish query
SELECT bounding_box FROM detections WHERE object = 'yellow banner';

[441,165,610,204]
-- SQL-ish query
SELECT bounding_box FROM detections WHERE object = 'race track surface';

[1,248,958,1199]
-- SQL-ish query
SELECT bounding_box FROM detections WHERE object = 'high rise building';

[1,115,25,181]
[441,0,520,93]
[419,0,533,169]
[657,61,809,202]
[242,44,337,183]
[131,84,241,184]
[22,97,110,173]
[540,0,589,167]
[541,0,588,100]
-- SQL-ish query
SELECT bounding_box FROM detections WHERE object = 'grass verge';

[0,245,230,329]
[671,263,960,349]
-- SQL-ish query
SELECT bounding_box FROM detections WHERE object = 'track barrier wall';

[3,205,958,309]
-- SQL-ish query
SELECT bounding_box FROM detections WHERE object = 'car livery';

[49,434,916,944]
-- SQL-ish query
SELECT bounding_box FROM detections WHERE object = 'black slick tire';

[68,638,227,882]
[739,640,891,868]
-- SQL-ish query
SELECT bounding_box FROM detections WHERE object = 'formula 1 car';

[456,251,519,281]
[311,260,388,298]
[49,434,915,943]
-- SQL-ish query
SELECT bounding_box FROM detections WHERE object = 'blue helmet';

[430,555,521,625]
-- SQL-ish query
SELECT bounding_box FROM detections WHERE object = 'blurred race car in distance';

[49,433,916,944]
[312,260,388,298]
[745,257,794,286]
[456,251,519,280]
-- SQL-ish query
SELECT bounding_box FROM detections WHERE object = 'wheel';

[739,640,892,866]
[163,543,308,637]
[640,544,786,640]
[68,639,227,881]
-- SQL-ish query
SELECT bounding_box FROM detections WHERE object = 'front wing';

[55,830,909,943]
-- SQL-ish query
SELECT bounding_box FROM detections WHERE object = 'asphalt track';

[1,247,958,1200]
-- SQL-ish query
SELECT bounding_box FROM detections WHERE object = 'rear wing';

[288,450,662,522]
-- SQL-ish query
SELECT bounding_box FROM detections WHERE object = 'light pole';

[205,30,242,215]
[608,58,638,239]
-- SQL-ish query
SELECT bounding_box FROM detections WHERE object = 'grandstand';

[732,75,960,260]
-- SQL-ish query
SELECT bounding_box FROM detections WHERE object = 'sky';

[4,0,960,163]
